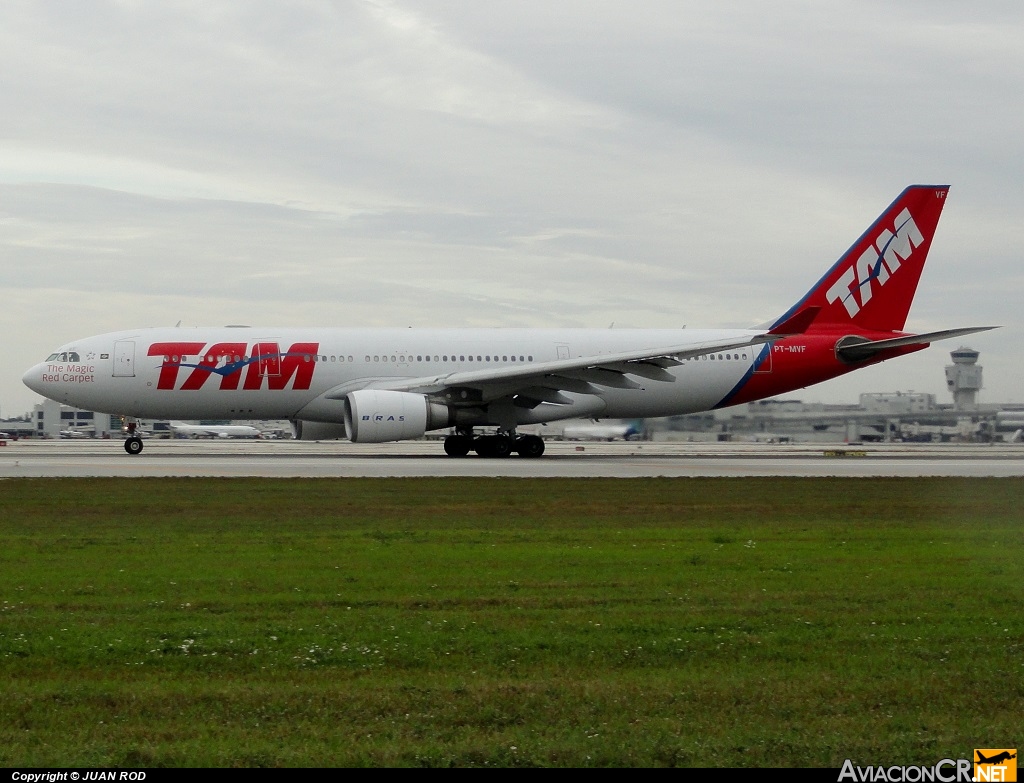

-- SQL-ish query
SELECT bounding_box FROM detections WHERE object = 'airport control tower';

[945,347,983,410]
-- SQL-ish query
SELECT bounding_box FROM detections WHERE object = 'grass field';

[0,477,1021,767]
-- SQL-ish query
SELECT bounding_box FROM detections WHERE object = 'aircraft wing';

[322,315,816,407]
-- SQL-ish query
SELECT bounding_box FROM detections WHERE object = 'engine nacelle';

[344,389,451,443]
[291,420,350,441]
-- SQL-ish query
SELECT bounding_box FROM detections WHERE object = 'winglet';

[767,306,820,337]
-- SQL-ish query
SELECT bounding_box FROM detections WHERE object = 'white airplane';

[561,420,644,441]
[23,185,994,458]
[169,421,262,439]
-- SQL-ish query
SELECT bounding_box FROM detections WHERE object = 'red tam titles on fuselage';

[146,342,318,391]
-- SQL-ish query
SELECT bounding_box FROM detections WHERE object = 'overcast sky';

[2,1,1021,417]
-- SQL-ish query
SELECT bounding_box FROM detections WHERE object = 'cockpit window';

[45,351,80,362]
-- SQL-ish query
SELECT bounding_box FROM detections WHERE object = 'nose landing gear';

[123,420,144,455]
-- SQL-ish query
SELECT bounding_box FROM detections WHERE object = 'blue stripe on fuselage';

[713,343,770,409]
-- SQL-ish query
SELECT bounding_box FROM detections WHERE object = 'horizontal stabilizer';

[836,326,997,363]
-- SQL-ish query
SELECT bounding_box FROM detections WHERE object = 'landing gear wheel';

[124,436,143,455]
[475,435,513,458]
[516,435,545,458]
[444,435,472,457]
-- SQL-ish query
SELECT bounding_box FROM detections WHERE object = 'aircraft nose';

[22,363,45,395]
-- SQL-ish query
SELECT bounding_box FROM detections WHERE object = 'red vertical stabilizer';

[774,185,949,333]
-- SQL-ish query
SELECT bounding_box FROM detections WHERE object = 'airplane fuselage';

[23,325,911,426]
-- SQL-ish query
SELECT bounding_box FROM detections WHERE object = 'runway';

[2,439,1023,477]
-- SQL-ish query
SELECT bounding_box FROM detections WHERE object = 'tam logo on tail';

[825,207,923,317]
[782,185,949,333]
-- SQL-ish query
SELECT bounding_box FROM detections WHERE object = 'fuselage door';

[253,341,282,377]
[556,344,571,360]
[752,343,773,374]
[113,340,135,377]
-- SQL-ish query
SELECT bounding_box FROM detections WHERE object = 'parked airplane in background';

[23,186,993,458]
[170,421,262,439]
[562,420,644,441]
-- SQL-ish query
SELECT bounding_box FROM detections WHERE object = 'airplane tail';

[772,185,950,333]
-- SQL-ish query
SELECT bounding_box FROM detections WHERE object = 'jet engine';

[343,389,452,443]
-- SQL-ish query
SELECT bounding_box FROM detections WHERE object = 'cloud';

[1,1,1021,414]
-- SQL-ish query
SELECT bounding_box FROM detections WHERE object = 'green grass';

[0,477,1021,766]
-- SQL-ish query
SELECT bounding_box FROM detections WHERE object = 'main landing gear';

[443,429,545,459]
[123,420,143,455]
